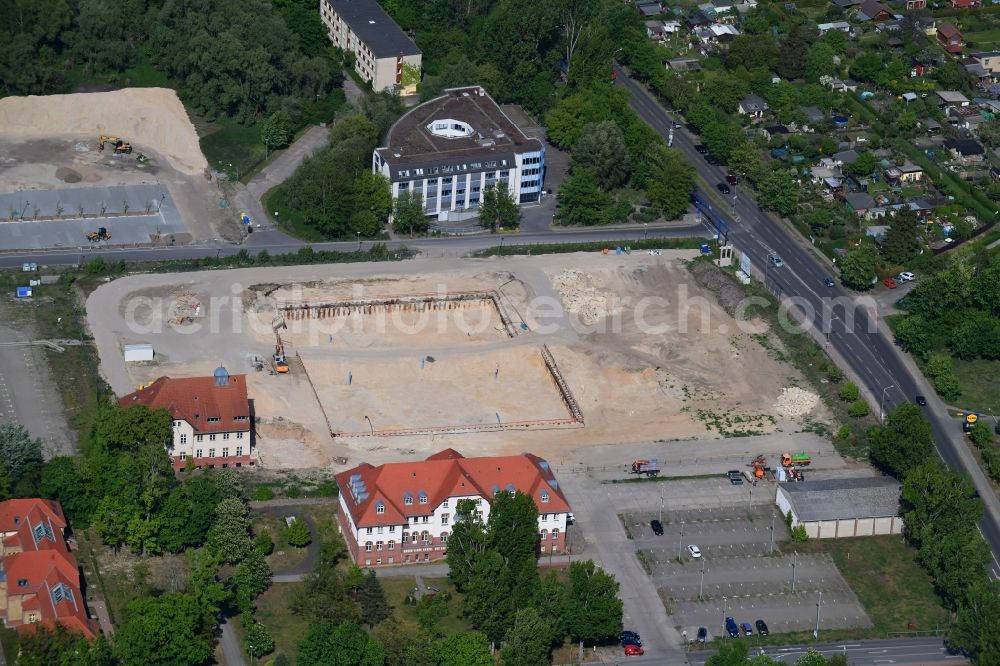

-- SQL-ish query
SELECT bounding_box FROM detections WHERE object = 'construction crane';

[273,334,289,374]
[97,134,133,154]
[86,227,110,242]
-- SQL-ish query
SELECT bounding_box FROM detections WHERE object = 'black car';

[717,182,731,194]
[706,154,721,165]
[651,519,664,535]
[620,631,641,647]
[915,395,927,406]
[697,627,708,643]
[695,144,709,154]
[755,619,769,636]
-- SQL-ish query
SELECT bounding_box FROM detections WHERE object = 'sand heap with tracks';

[0,88,207,175]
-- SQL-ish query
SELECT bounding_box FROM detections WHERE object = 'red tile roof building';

[0,499,96,639]
[119,367,254,471]
[937,23,964,54]
[336,449,572,567]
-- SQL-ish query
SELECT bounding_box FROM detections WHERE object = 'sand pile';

[0,88,207,175]
[552,269,617,325]
[773,387,820,418]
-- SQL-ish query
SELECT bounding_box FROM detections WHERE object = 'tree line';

[0,0,339,125]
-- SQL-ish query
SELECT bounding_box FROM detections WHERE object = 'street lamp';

[722,596,728,638]
[677,520,685,561]
[814,591,823,640]
[364,415,373,434]
[659,493,663,523]
[357,231,361,251]
[880,384,896,423]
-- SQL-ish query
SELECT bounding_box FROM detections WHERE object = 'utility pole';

[814,591,823,640]
[748,484,752,512]
[722,596,728,638]
[659,494,664,523]
[699,558,705,599]
[769,512,775,554]
[678,521,685,560]
[792,551,797,593]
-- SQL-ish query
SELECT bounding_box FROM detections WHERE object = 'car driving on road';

[768,255,783,268]
[717,182,731,194]
[824,277,835,287]
[620,631,641,647]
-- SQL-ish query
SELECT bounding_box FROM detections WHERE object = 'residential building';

[921,117,942,133]
[646,20,667,40]
[762,124,790,141]
[945,138,985,163]
[951,0,982,7]
[320,0,422,93]
[817,21,852,34]
[636,1,663,17]
[885,161,924,183]
[949,105,986,130]
[373,87,544,220]
[696,23,740,45]
[832,0,864,7]
[667,58,703,73]
[118,367,254,471]
[776,478,902,539]
[685,9,713,26]
[832,148,860,165]
[844,191,877,217]
[738,93,769,120]
[904,0,926,8]
[937,23,963,54]
[856,0,895,21]
[972,51,1000,74]
[335,449,571,567]
[0,499,95,638]
[936,90,971,106]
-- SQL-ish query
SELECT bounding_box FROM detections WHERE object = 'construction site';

[86,251,832,470]
[0,88,238,248]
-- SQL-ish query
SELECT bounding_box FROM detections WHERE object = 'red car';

[624,644,645,656]
[883,278,898,289]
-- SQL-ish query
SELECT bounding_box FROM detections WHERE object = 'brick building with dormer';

[335,449,571,567]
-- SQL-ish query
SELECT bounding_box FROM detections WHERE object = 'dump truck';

[781,453,811,467]
[86,227,110,242]
[97,134,133,154]
[273,334,289,374]
[629,459,660,476]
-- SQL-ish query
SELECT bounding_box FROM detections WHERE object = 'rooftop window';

[427,119,475,139]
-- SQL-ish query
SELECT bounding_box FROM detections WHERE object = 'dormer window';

[418,491,428,505]
[403,492,413,506]
[207,417,220,423]
[17,579,27,587]
[540,490,549,503]
[376,501,385,514]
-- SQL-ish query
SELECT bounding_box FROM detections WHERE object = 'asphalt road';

[687,637,965,666]
[614,66,1000,580]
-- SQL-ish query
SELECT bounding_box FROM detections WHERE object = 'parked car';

[706,154,721,165]
[883,278,898,289]
[620,631,641,647]
[695,144,709,154]
[726,173,738,185]
[824,277,836,287]
[755,619,769,636]
[915,395,927,406]
[687,544,702,558]
[725,617,739,638]
[697,627,708,643]
[898,271,916,282]
[624,644,644,656]
[769,255,783,268]
[741,623,753,636]
[717,182,731,194]
[650,519,664,536]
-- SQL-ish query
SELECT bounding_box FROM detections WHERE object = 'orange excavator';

[748,455,767,479]
[273,334,289,374]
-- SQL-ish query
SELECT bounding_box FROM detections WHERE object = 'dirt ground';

[85,252,831,472]
[0,89,238,242]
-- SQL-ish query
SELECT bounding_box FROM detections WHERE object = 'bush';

[838,382,860,402]
[791,525,808,541]
[848,399,870,418]
[283,519,311,547]
[251,486,275,501]
[254,530,274,556]
[286,485,302,499]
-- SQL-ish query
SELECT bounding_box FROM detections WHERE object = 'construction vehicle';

[86,227,110,242]
[273,334,289,374]
[748,455,767,479]
[781,453,811,468]
[97,134,133,154]
[629,459,660,476]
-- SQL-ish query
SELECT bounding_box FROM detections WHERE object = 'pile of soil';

[55,167,81,183]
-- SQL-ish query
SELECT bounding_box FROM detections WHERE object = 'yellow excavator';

[86,227,111,242]
[97,134,133,154]
[273,334,289,374]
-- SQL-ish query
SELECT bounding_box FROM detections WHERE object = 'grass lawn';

[199,118,268,183]
[792,536,951,635]
[964,28,1000,48]
[953,357,1000,414]
[254,582,311,663]
[380,576,472,637]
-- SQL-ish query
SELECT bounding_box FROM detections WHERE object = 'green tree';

[18,623,114,666]
[701,121,745,163]
[0,422,44,484]
[298,621,385,666]
[392,190,428,235]
[572,121,630,189]
[838,245,877,290]
[416,594,449,636]
[359,569,390,628]
[447,498,489,590]
[776,28,808,80]
[41,456,93,525]
[565,560,623,648]
[758,170,798,216]
[868,403,935,478]
[892,314,932,356]
[901,461,982,549]
[284,518,311,547]
[706,641,751,666]
[925,353,961,402]
[851,52,883,83]
[207,497,252,563]
[501,607,552,666]
[950,580,1000,664]
[431,632,493,666]
[844,152,877,177]
[646,144,695,221]
[727,34,778,71]
[255,529,275,555]
[234,547,273,611]
[838,382,859,402]
[262,111,293,156]
[556,168,607,226]
[354,171,393,226]
[805,41,836,82]
[848,399,870,418]
[727,141,764,184]
[978,119,1000,148]
[113,593,214,666]
[243,613,276,659]
[970,420,994,451]
[479,182,521,230]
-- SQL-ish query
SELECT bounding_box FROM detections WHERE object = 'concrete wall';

[802,516,903,539]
